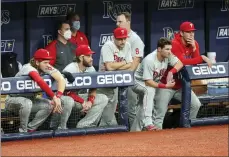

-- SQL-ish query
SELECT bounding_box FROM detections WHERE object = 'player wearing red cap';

[98,27,133,126]
[63,45,108,128]
[5,49,74,132]
[130,38,183,131]
[153,22,213,129]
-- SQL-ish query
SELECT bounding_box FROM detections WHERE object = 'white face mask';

[63,30,72,40]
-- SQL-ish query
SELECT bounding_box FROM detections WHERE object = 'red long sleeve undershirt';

[66,91,85,104]
[29,71,55,98]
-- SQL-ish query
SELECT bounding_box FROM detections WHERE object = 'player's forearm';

[118,63,132,70]
[105,61,126,71]
[56,78,66,93]
[29,71,55,98]
[172,60,183,73]
[181,56,203,65]
[51,72,66,93]
[130,57,141,71]
[88,88,96,97]
[145,80,170,89]
[145,80,158,88]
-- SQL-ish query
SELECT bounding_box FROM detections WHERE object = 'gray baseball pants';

[5,96,53,132]
[97,87,119,126]
[49,96,75,130]
[76,93,108,128]
[130,81,156,132]
[127,86,138,128]
[153,88,202,129]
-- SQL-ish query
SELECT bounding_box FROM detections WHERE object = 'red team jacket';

[45,31,88,66]
[161,33,203,89]
[69,31,89,46]
[45,40,58,66]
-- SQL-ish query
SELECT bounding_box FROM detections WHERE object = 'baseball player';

[153,22,212,130]
[116,12,145,127]
[98,27,133,126]
[5,49,74,132]
[62,45,108,128]
[130,37,183,131]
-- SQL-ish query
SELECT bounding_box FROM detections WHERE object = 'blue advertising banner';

[1,3,25,63]
[151,0,205,54]
[184,62,228,80]
[90,0,145,68]
[1,71,134,94]
[27,0,85,57]
[207,0,229,62]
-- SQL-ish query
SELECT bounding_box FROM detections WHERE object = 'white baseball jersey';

[11,63,57,97]
[63,62,96,73]
[16,63,57,77]
[135,50,179,83]
[127,30,145,58]
[99,40,133,71]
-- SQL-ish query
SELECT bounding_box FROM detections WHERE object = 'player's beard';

[83,59,92,67]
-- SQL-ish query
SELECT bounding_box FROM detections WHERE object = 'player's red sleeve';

[29,71,55,98]
[66,91,84,104]
[171,41,202,65]
[45,40,57,66]
[192,42,203,62]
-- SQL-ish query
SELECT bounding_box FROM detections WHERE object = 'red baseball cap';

[75,45,95,56]
[113,27,128,39]
[180,21,196,32]
[33,49,53,61]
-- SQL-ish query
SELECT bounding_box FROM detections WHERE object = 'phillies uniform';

[98,40,133,126]
[153,22,202,129]
[126,30,145,127]
[5,64,55,132]
[63,62,108,128]
[130,50,179,131]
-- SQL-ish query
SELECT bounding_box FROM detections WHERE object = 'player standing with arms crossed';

[130,38,183,131]
[116,12,145,127]
[62,45,108,128]
[5,49,74,132]
[153,22,213,130]
[98,27,133,126]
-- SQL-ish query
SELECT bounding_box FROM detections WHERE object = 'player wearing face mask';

[66,12,89,46]
[45,20,77,72]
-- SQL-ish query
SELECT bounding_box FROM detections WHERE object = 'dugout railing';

[1,71,134,142]
[179,62,229,127]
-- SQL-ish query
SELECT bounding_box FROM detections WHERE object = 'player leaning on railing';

[5,49,74,133]
[153,22,213,130]
[130,37,183,132]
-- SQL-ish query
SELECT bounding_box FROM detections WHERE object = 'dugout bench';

[1,71,134,141]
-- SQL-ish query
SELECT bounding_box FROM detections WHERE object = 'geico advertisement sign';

[1,74,132,92]
[1,79,52,92]
[66,74,132,87]
[192,65,226,75]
